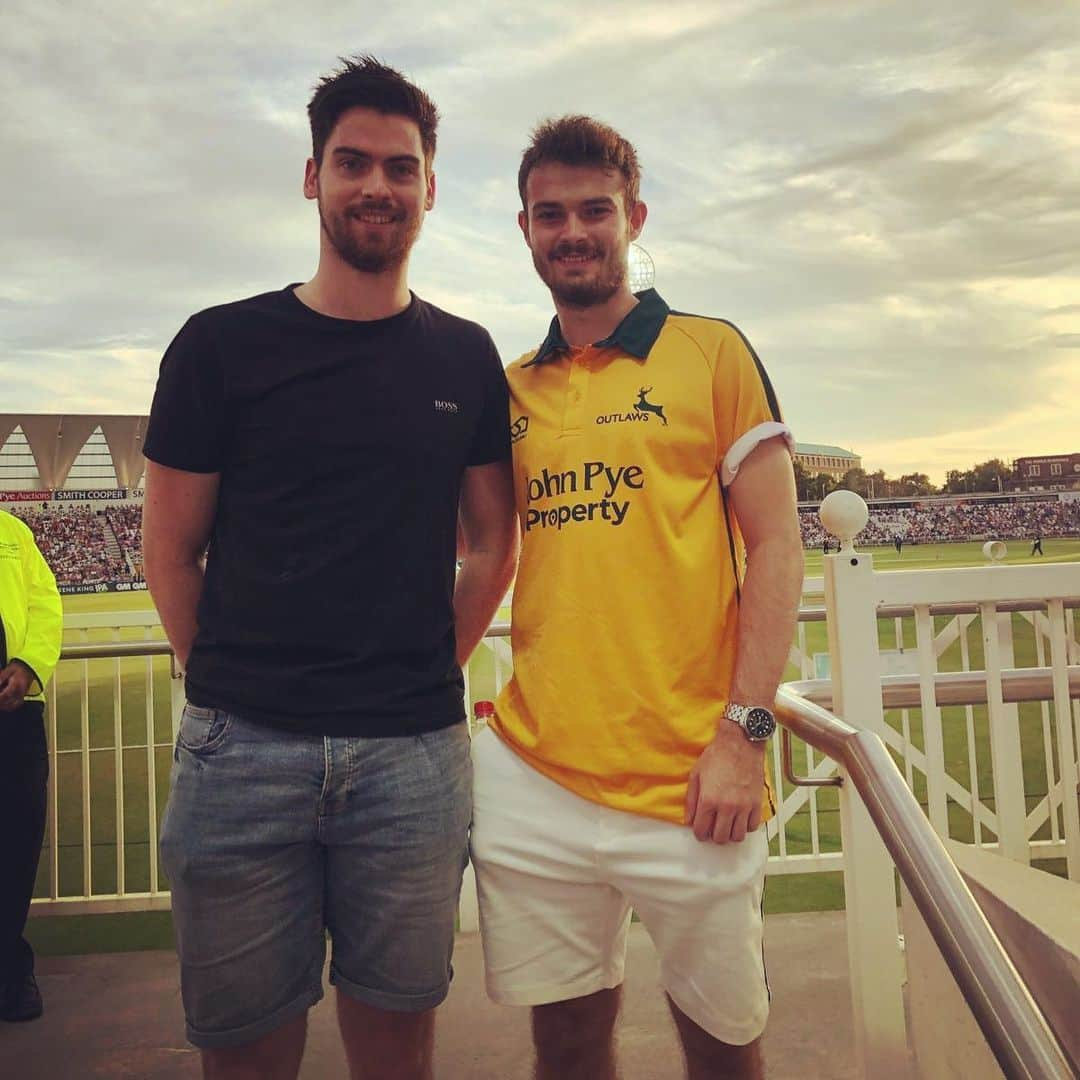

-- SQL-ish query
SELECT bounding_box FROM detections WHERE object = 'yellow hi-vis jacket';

[0,509,63,702]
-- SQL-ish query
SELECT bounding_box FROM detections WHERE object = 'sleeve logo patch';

[510,416,529,443]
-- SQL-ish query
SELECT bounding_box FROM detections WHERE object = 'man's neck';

[295,253,412,322]
[554,288,639,349]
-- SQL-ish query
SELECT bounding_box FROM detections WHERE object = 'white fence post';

[1047,600,1080,879]
[981,603,1029,863]
[913,605,948,835]
[821,493,910,1078]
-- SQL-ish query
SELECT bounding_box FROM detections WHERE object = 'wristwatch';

[723,702,777,742]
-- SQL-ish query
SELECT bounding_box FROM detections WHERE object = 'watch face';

[745,707,776,740]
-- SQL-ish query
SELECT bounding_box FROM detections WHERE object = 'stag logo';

[633,387,668,426]
[510,416,529,443]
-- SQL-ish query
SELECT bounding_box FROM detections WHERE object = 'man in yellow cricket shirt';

[0,508,63,1022]
[469,117,805,1079]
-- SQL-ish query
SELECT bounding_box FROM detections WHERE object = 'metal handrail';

[59,623,513,664]
[787,667,1080,711]
[62,641,174,661]
[795,596,1080,623]
[59,603,1078,649]
[774,684,1073,1079]
[60,639,1079,713]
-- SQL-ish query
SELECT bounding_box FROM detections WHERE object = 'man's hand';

[0,662,34,712]
[685,721,766,844]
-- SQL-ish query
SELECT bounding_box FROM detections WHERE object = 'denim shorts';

[159,703,472,1050]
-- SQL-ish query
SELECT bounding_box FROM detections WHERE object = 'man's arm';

[453,459,519,666]
[142,460,220,670]
[12,532,63,693]
[685,436,804,844]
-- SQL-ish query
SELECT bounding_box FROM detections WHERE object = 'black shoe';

[2,974,43,1022]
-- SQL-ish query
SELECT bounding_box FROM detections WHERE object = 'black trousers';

[0,701,48,983]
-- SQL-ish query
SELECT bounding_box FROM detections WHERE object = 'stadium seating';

[6,497,1079,586]
[11,504,138,586]
[799,499,1080,549]
[105,505,144,580]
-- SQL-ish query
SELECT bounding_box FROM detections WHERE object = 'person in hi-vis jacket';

[0,509,63,1022]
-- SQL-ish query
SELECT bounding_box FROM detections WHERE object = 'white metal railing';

[30,536,1080,1076]
[34,571,1080,916]
[802,493,1079,1077]
[36,612,177,915]
[775,684,1072,1079]
[33,604,1078,1075]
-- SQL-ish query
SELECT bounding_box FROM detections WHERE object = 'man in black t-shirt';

[143,57,518,1080]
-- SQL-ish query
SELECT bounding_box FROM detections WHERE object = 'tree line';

[794,458,1014,503]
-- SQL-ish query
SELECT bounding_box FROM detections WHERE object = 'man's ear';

[518,209,531,247]
[425,170,436,212]
[628,199,648,242]
[303,158,319,201]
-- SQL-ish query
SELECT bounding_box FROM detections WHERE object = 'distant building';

[1012,452,1080,491]
[794,443,861,480]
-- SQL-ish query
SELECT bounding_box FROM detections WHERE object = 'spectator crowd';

[11,505,140,587]
[105,506,145,581]
[6,497,1080,585]
[800,498,1080,549]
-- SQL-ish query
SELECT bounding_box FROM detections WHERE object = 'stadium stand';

[10,505,132,586]
[799,498,1080,549]
[2,494,1078,589]
[5,413,1077,584]
[104,505,145,580]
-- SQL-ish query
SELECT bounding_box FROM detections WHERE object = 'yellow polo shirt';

[491,289,792,825]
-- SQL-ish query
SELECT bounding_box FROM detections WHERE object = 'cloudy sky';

[2,0,1076,482]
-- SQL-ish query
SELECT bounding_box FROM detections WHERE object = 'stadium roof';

[1,413,148,490]
[794,443,860,459]
[2,412,862,490]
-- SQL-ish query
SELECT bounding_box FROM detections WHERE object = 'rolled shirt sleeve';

[713,323,793,487]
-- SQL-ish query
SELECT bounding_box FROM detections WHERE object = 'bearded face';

[530,236,629,309]
[520,161,643,311]
[317,193,424,274]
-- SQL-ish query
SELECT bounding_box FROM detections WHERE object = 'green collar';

[523,289,670,367]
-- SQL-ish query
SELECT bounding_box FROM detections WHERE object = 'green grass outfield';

[28,539,1079,955]
[803,536,1080,575]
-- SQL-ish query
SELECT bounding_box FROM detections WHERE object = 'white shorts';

[469,728,770,1045]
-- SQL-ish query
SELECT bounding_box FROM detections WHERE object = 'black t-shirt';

[144,286,510,736]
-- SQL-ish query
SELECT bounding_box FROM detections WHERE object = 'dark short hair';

[518,115,641,211]
[307,55,439,166]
